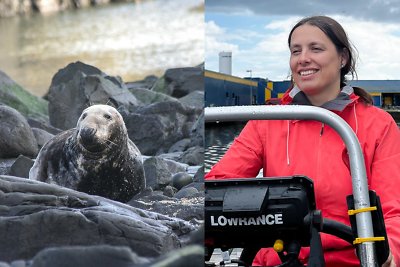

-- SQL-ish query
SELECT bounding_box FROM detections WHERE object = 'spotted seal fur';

[29,104,145,202]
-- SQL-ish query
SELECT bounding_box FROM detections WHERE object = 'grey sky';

[206,0,400,23]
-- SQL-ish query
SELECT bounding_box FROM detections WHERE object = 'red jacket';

[205,88,400,266]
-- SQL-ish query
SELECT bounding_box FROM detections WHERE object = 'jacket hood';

[281,85,359,111]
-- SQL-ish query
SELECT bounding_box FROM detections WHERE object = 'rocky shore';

[0,0,138,17]
[0,61,204,266]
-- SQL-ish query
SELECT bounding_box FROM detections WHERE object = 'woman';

[205,16,400,267]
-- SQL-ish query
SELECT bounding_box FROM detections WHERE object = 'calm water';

[0,0,204,96]
[205,122,245,172]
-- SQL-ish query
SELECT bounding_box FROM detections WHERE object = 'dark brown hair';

[288,16,372,104]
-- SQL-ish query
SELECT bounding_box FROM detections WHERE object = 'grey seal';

[29,104,145,202]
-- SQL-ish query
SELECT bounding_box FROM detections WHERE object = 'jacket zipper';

[320,123,325,136]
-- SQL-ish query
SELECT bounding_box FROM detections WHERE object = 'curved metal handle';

[205,105,377,266]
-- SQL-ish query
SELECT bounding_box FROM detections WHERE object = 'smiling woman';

[286,16,373,107]
[205,15,400,267]
[289,24,345,105]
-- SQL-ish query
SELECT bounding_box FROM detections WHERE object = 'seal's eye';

[103,114,112,120]
[82,113,87,120]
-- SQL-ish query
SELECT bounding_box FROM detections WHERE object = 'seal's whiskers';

[105,139,118,146]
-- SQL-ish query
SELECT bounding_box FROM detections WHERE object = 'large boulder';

[27,118,62,135]
[47,61,139,130]
[178,146,204,166]
[143,156,187,190]
[0,175,195,262]
[0,105,38,158]
[151,66,204,98]
[171,172,193,190]
[126,75,158,91]
[179,90,204,111]
[190,111,204,147]
[30,0,93,14]
[8,155,34,178]
[3,244,204,267]
[142,245,203,267]
[168,138,191,153]
[0,0,95,17]
[193,166,204,183]
[128,87,177,106]
[122,101,200,155]
[0,70,48,121]
[31,127,54,151]
[174,187,199,199]
[129,193,203,224]
[30,245,148,267]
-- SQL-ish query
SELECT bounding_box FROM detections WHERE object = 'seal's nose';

[80,127,97,143]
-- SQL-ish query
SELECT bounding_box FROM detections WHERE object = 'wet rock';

[122,101,199,155]
[31,128,54,151]
[179,90,204,110]
[157,152,183,162]
[128,87,177,106]
[163,185,177,198]
[30,245,148,267]
[178,146,204,166]
[1,244,204,267]
[182,182,204,193]
[48,61,139,130]
[188,226,204,246]
[190,111,204,147]
[188,165,203,177]
[10,261,26,267]
[171,172,193,190]
[0,105,38,158]
[152,67,203,98]
[143,157,186,190]
[141,245,203,267]
[0,159,15,175]
[193,166,204,183]
[126,75,158,91]
[0,0,95,17]
[128,193,203,224]
[0,70,48,121]
[27,118,62,135]
[9,155,34,178]
[0,175,195,262]
[174,187,199,199]
[168,138,191,153]
[31,0,94,15]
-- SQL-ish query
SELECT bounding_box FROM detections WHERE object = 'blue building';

[205,70,260,106]
[205,69,400,111]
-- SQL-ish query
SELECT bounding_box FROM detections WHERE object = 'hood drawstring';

[353,104,359,135]
[286,120,290,166]
[320,123,325,136]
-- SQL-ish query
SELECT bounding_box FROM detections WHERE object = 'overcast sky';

[205,0,400,81]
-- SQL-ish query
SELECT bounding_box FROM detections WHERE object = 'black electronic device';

[205,176,316,250]
[204,176,355,267]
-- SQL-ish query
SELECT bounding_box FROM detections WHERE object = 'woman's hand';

[382,252,396,267]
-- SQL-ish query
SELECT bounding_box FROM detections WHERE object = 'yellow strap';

[273,239,284,253]
[353,237,385,245]
[348,206,377,216]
